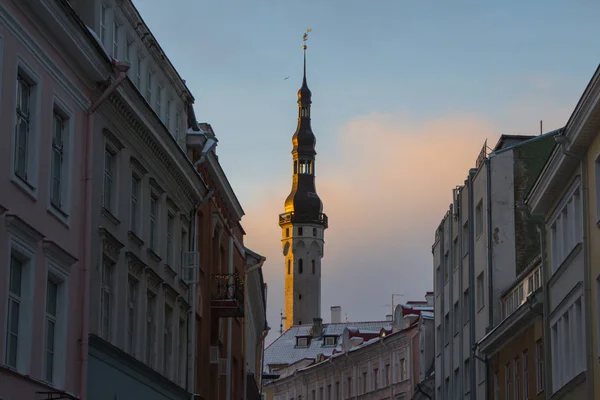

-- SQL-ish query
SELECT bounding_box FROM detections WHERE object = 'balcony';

[211,272,244,318]
[278,212,328,228]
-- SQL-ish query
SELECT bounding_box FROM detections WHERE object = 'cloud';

[242,111,495,343]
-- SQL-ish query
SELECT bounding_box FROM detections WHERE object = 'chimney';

[386,314,393,322]
[312,318,323,338]
[331,306,342,324]
[425,291,434,307]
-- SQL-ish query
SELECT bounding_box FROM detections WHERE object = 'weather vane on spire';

[302,28,312,50]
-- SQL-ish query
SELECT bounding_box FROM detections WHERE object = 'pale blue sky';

[134,0,600,342]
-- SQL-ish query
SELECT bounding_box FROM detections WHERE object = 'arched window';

[299,294,302,300]
[288,260,291,275]
[298,259,303,274]
[311,260,316,274]
[286,228,289,237]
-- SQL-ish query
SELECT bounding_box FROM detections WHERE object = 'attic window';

[324,336,337,347]
[296,337,309,347]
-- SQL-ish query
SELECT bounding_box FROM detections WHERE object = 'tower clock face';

[283,241,290,256]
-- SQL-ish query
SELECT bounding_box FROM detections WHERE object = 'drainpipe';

[485,157,493,399]
[581,158,594,400]
[468,169,477,397]
[79,61,129,400]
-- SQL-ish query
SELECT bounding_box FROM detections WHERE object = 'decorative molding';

[101,207,121,228]
[130,156,149,176]
[164,263,177,278]
[103,128,125,151]
[126,251,146,280]
[163,284,177,305]
[42,239,78,267]
[128,230,144,247]
[5,214,44,243]
[107,92,201,206]
[177,295,190,311]
[98,227,124,262]
[145,267,162,293]
[149,177,165,194]
[166,197,180,214]
[147,248,162,263]
[178,278,189,292]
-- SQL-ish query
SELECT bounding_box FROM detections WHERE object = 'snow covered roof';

[264,321,392,372]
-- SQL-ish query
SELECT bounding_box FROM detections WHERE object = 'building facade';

[279,39,328,330]
[433,132,557,400]
[0,0,96,398]
[264,295,434,400]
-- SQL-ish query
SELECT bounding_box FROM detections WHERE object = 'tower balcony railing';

[278,211,328,228]
[211,272,244,318]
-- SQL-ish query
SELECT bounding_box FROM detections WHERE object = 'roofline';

[490,128,562,157]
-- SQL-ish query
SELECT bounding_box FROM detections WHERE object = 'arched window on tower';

[311,260,315,274]
[298,259,303,274]
[293,160,297,174]
[288,260,291,275]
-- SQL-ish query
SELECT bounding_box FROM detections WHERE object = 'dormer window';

[296,337,309,347]
[323,336,337,347]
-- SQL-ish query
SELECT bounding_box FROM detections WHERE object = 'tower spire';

[302,29,310,85]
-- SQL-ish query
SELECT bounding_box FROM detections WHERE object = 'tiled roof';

[264,321,392,372]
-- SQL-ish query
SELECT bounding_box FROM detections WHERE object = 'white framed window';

[475,200,483,237]
[156,84,163,118]
[103,145,117,213]
[130,175,140,234]
[536,340,544,393]
[549,180,582,272]
[163,304,173,376]
[4,226,37,374]
[296,337,308,347]
[166,98,172,130]
[135,54,142,88]
[100,258,113,341]
[49,100,74,222]
[166,212,174,266]
[100,3,108,45]
[550,286,585,393]
[127,276,138,355]
[146,291,156,366]
[149,193,158,250]
[523,350,528,399]
[178,315,186,385]
[146,70,153,102]
[476,272,484,310]
[112,21,120,58]
[12,66,41,196]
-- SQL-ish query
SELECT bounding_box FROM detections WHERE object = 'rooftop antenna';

[279,310,287,335]
[302,28,312,51]
[391,293,405,316]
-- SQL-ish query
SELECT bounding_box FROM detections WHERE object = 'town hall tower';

[279,32,328,330]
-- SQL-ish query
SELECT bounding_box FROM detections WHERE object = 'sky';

[132,0,600,344]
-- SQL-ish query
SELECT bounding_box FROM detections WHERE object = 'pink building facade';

[0,0,109,399]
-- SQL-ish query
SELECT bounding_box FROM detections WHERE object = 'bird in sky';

[284,76,289,80]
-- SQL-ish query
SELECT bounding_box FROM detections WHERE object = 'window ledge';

[101,207,121,227]
[164,263,177,277]
[178,278,189,290]
[48,204,70,228]
[147,248,162,263]
[128,230,144,247]
[11,175,37,201]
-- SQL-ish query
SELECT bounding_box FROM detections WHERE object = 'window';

[475,200,483,237]
[536,340,544,393]
[156,84,163,117]
[163,305,173,376]
[493,370,499,400]
[127,277,138,355]
[125,40,132,64]
[445,377,450,400]
[175,110,181,139]
[44,280,58,382]
[286,228,289,237]
[335,382,340,400]
[287,260,291,275]
[453,238,459,269]
[347,377,352,396]
[327,385,331,400]
[362,372,367,393]
[324,336,336,346]
[464,358,470,393]
[100,259,113,340]
[6,255,24,368]
[100,3,107,44]
[14,74,34,185]
[298,227,303,236]
[146,292,156,366]
[462,221,469,255]
[523,350,528,399]
[319,387,323,400]
[454,368,460,399]
[550,291,584,392]
[373,368,378,390]
[444,252,449,282]
[436,324,442,355]
[166,213,174,266]
[400,358,407,381]
[505,363,511,400]
[136,55,142,88]
[180,229,188,270]
[130,175,140,233]
[298,259,303,274]
[149,194,157,250]
[103,147,116,212]
[146,70,153,102]
[476,272,484,310]
[112,22,119,58]
[311,260,315,274]
[463,289,470,324]
[166,98,172,129]
[50,110,67,210]
[549,183,582,272]
[296,337,308,347]
[444,313,450,345]
[313,227,317,237]
[514,357,520,400]
[385,364,390,386]
[453,302,459,334]
[436,266,441,295]
[178,316,186,384]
